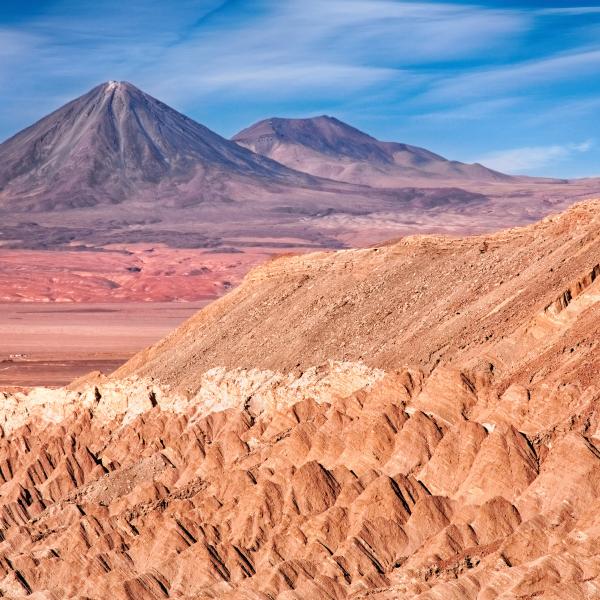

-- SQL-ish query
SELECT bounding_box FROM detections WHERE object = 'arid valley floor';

[0,302,204,388]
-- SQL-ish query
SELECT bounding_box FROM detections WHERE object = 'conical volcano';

[0,81,317,211]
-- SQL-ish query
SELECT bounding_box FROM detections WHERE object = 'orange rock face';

[1,200,600,598]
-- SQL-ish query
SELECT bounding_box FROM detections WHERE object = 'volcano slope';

[1,200,600,598]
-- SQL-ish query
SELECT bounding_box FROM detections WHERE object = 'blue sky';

[1,1,600,177]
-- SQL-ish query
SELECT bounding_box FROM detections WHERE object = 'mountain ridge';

[232,115,513,186]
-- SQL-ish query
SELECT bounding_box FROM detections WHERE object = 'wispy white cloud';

[138,0,528,109]
[526,96,600,125]
[425,48,600,102]
[178,64,399,95]
[263,0,529,64]
[477,140,594,174]
[538,7,600,16]
[413,97,521,122]
[0,0,529,107]
[0,1,224,86]
[0,29,39,58]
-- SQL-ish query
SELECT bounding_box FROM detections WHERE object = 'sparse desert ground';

[0,245,285,303]
[0,302,205,388]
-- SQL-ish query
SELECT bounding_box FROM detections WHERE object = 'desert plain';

[0,302,204,388]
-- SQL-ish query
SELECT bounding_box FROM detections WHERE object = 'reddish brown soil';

[1,177,599,304]
[0,245,282,303]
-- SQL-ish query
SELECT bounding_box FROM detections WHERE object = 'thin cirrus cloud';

[262,0,529,64]
[143,0,526,105]
[424,48,600,102]
[413,98,521,122]
[0,29,39,58]
[538,7,600,16]
[0,0,528,101]
[478,141,595,175]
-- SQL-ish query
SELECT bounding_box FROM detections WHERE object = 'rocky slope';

[116,198,600,393]
[0,200,599,598]
[233,116,513,186]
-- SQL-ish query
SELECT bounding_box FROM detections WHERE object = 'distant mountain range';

[0,81,517,216]
[0,81,597,278]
